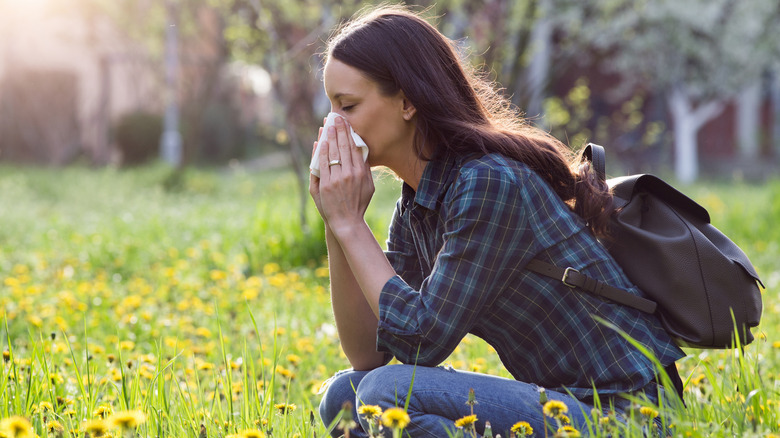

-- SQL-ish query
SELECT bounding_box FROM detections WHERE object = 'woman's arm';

[310,120,390,370]
[324,223,389,370]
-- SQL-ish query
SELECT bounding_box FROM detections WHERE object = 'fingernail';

[328,126,336,137]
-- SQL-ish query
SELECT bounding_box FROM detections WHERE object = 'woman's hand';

[312,116,374,236]
[309,122,327,219]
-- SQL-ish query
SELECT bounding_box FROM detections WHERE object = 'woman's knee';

[319,369,369,428]
[355,365,416,407]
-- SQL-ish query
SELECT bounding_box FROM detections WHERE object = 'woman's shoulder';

[456,152,537,185]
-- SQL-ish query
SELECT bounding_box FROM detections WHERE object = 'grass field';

[1,163,778,437]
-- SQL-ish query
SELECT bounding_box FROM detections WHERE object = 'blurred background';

[1,0,778,184]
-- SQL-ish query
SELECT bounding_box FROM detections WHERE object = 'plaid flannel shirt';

[377,152,684,399]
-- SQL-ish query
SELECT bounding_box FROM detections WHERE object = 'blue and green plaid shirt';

[377,152,684,399]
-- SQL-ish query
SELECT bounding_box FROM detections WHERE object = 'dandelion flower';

[358,405,383,421]
[511,421,533,436]
[381,407,410,429]
[93,405,114,419]
[46,420,65,434]
[0,416,34,438]
[454,414,478,429]
[554,425,581,437]
[108,410,146,429]
[639,406,659,419]
[274,403,297,415]
[37,401,54,413]
[238,429,263,438]
[543,400,569,419]
[83,420,110,437]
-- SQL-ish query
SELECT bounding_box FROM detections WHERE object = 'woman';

[310,6,684,437]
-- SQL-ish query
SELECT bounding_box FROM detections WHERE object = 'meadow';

[0,163,779,437]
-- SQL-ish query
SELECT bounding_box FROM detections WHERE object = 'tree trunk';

[525,0,551,119]
[667,87,724,183]
[736,81,762,161]
[772,71,780,158]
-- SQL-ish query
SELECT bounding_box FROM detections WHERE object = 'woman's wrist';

[328,217,370,242]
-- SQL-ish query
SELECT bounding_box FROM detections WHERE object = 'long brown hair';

[326,6,613,237]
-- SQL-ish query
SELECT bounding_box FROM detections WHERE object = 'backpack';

[526,144,764,349]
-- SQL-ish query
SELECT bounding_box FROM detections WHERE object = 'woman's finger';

[326,125,341,173]
[334,116,354,169]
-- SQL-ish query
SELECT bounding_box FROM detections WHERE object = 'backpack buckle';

[562,267,579,288]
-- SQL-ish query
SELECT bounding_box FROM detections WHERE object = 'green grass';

[0,163,778,437]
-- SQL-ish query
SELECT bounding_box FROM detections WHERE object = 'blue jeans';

[319,364,606,438]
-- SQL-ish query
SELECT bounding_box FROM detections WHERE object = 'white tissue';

[309,112,368,177]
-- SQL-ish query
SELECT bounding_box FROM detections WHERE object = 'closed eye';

[341,104,356,112]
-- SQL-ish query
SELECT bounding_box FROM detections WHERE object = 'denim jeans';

[319,364,601,438]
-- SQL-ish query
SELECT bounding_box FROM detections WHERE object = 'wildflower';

[238,429,263,438]
[358,405,383,421]
[543,400,569,419]
[108,410,146,429]
[37,401,54,413]
[454,414,478,430]
[381,407,410,429]
[274,403,297,415]
[511,421,533,436]
[286,354,301,366]
[2,350,9,362]
[639,406,659,419]
[46,420,65,435]
[554,425,581,437]
[0,416,34,438]
[483,421,493,438]
[466,388,478,409]
[337,401,357,435]
[538,387,548,404]
[84,420,108,437]
[93,405,114,419]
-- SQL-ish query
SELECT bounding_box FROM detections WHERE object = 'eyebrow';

[332,92,357,100]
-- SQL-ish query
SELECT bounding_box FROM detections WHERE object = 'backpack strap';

[583,143,606,182]
[525,260,658,314]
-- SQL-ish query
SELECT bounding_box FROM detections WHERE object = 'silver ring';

[328,160,342,167]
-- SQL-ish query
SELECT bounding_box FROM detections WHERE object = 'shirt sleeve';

[384,199,424,290]
[377,167,534,365]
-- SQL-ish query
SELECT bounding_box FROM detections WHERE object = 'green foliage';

[114,111,164,166]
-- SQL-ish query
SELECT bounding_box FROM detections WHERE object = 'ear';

[399,91,417,121]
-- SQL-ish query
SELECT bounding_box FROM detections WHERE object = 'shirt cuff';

[376,275,424,362]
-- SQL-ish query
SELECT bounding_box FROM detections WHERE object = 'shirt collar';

[402,151,461,212]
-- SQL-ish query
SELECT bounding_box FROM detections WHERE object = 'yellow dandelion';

[286,354,301,366]
[381,407,410,429]
[108,410,146,429]
[639,406,659,419]
[195,327,212,338]
[93,405,114,419]
[454,414,477,430]
[37,401,54,413]
[599,416,615,427]
[358,404,383,420]
[46,420,65,434]
[274,403,297,415]
[238,429,263,438]
[511,421,533,436]
[543,400,569,418]
[555,425,581,437]
[0,416,34,438]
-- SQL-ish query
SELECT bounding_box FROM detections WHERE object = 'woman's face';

[322,59,416,169]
